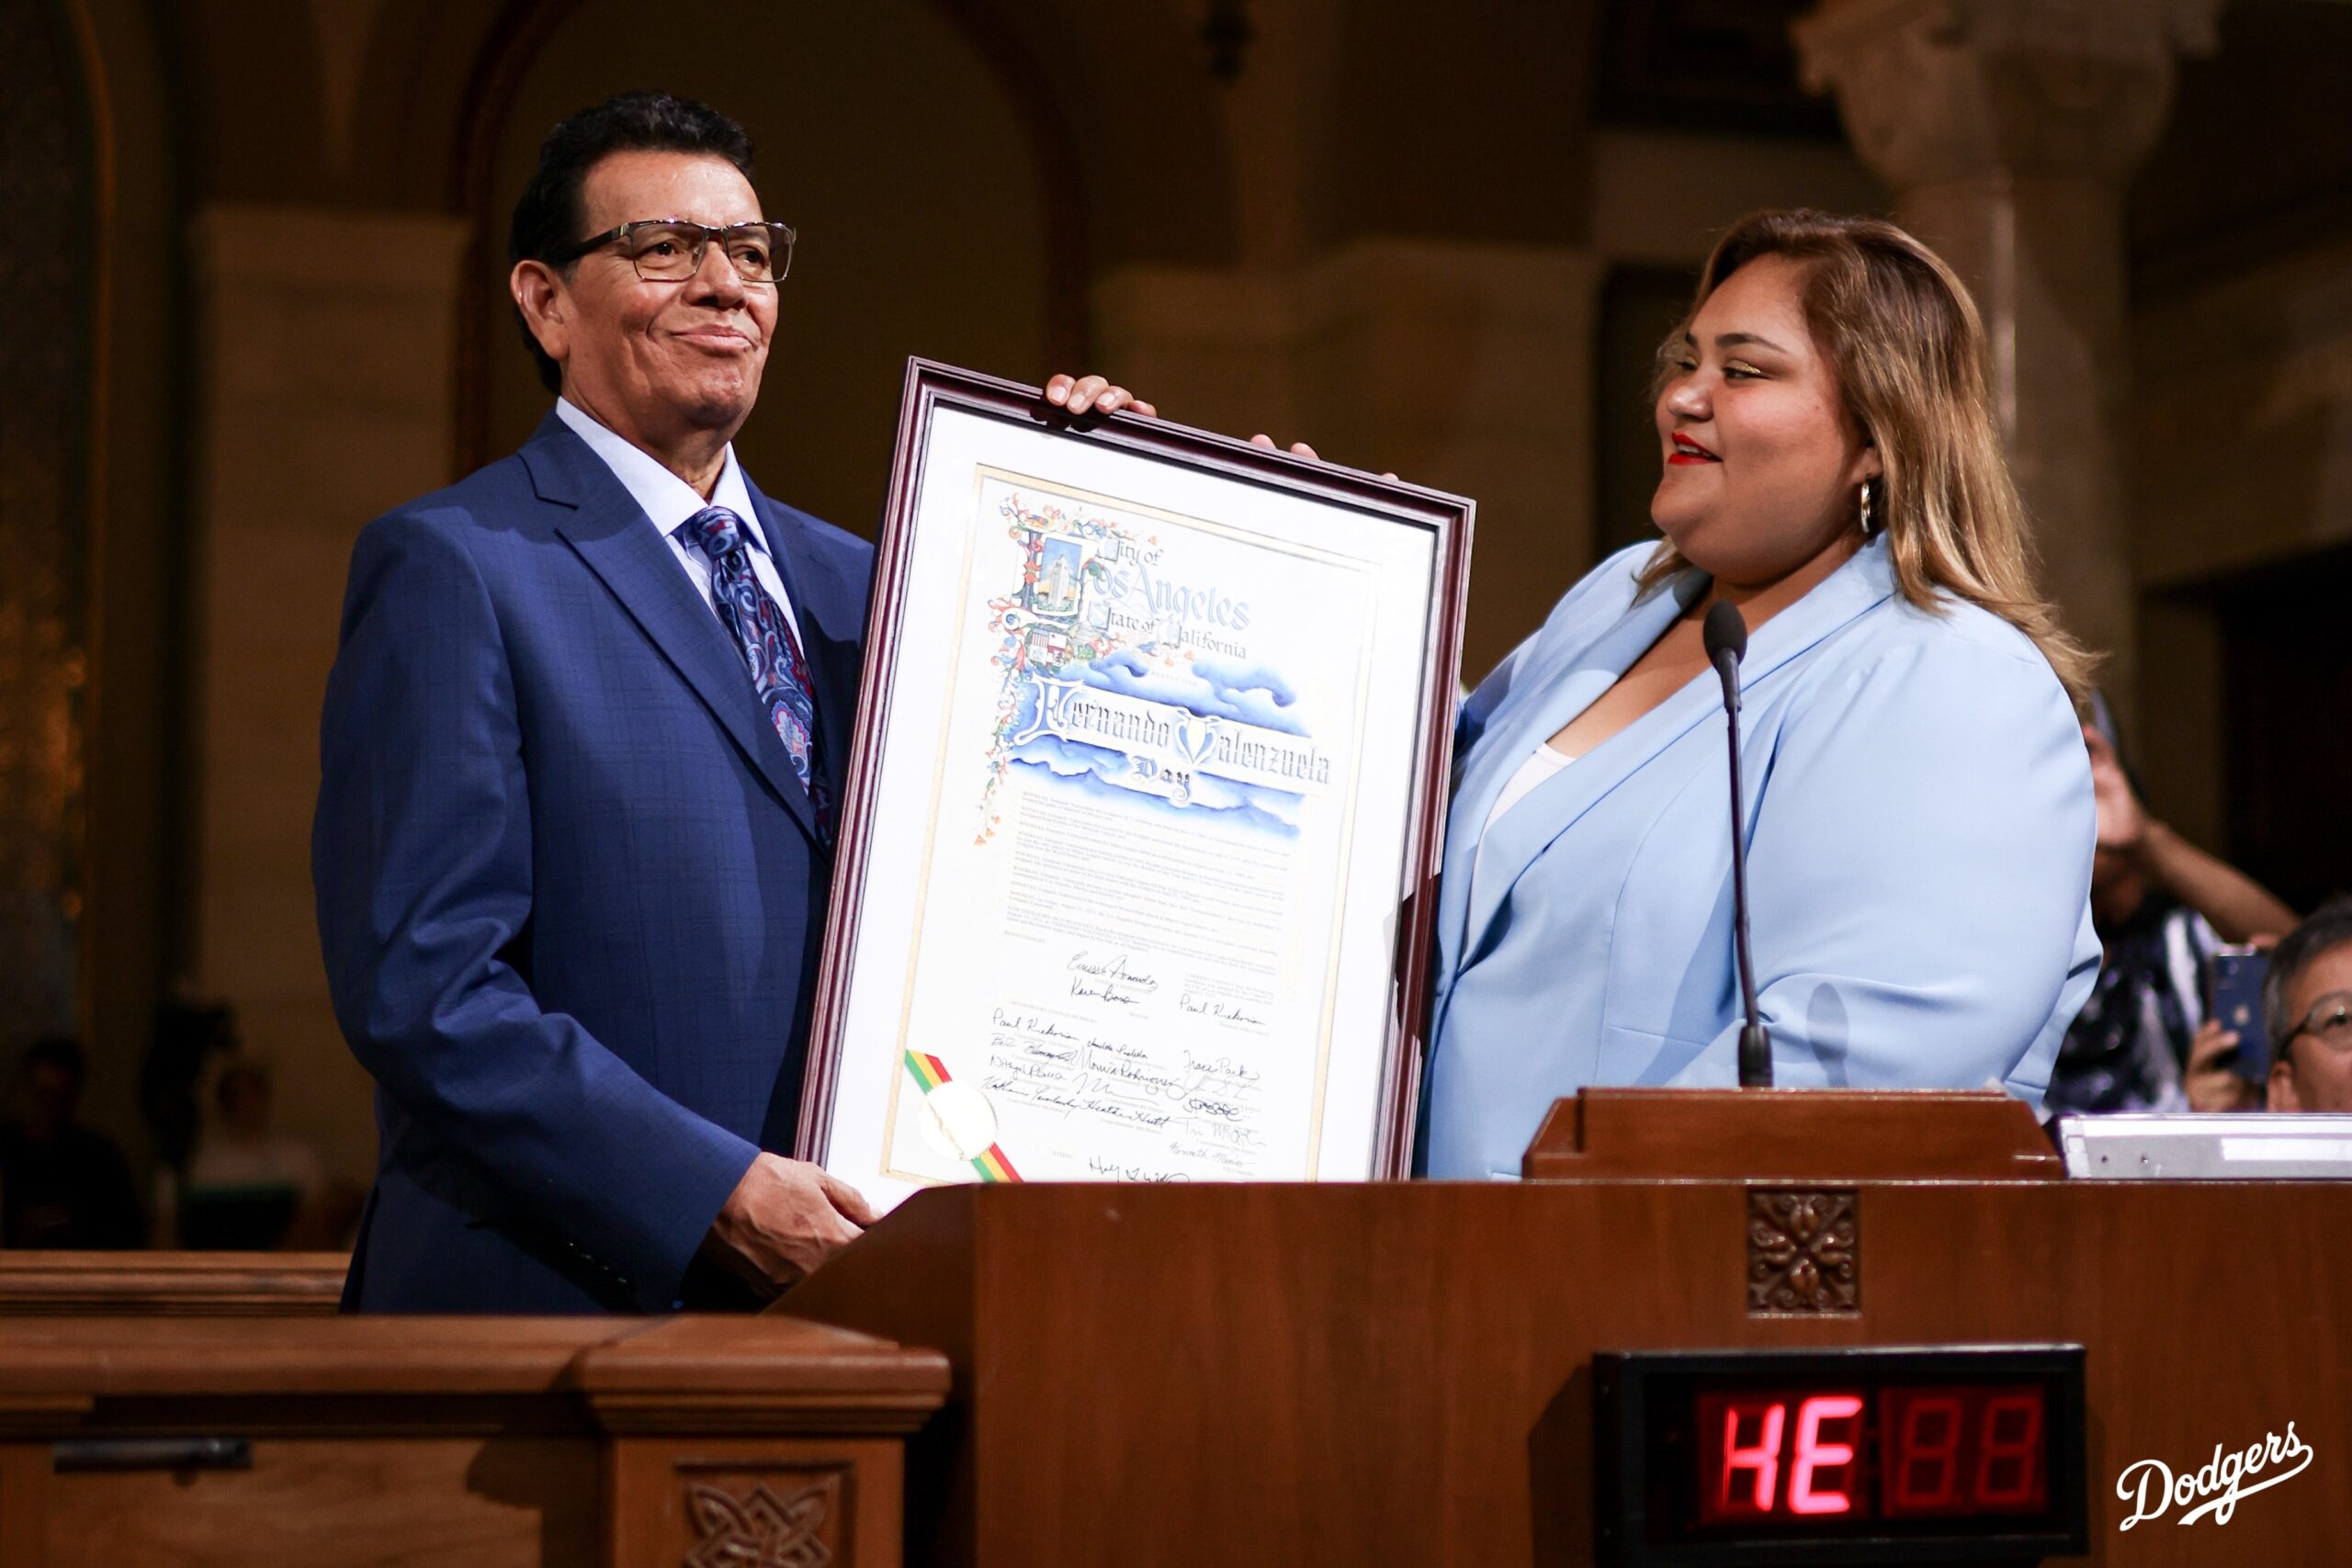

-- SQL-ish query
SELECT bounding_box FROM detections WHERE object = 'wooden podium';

[779,1089,2352,1566]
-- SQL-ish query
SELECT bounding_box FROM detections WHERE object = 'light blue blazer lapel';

[1442,536,1902,988]
[1436,566,1702,981]
[1455,614,1714,976]
[524,418,823,842]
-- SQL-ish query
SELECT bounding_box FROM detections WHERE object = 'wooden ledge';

[0,1314,949,1438]
[1520,1088,2064,1182]
[0,1251,348,1315]
[570,1314,951,1435]
[0,1315,619,1398]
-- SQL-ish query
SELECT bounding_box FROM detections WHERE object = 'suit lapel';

[525,417,822,842]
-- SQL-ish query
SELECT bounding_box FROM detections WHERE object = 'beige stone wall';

[187,205,472,1185]
[1097,241,1599,684]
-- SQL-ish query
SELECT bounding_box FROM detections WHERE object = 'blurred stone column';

[1792,0,2223,726]
[187,204,470,1183]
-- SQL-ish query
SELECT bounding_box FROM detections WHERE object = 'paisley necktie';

[678,505,830,834]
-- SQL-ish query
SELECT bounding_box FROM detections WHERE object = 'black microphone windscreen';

[1703,600,1748,663]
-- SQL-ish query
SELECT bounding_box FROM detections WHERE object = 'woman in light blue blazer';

[1419,210,2102,1179]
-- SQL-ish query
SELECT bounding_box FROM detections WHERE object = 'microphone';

[1703,601,1772,1089]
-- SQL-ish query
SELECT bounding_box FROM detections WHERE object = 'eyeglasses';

[551,219,795,285]
[2285,991,2352,1052]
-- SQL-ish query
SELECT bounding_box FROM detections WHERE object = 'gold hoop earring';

[1859,479,1877,538]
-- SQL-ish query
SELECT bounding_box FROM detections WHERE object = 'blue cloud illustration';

[1077,649,1310,737]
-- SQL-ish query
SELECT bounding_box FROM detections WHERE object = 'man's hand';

[1045,372,1155,418]
[701,1152,876,1299]
[2185,1018,2260,1113]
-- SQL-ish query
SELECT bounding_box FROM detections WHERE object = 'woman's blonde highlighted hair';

[1640,209,2095,703]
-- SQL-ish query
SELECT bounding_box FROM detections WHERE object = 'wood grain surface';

[0,1313,947,1567]
[781,1173,2352,1567]
[1522,1087,2066,1181]
[38,1437,594,1568]
[0,1252,347,1315]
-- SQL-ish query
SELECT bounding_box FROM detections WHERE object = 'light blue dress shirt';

[1419,536,2100,1179]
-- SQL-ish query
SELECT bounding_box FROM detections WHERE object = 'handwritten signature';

[1179,992,1266,1028]
[1067,951,1161,992]
[1086,1156,1192,1182]
[989,1008,1077,1040]
[1069,976,1148,1005]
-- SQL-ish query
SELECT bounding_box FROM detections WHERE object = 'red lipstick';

[1668,434,1719,465]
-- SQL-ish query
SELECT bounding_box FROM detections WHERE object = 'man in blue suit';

[322,93,919,1312]
[315,92,872,1311]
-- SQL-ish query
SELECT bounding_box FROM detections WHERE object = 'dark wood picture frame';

[796,357,1474,1183]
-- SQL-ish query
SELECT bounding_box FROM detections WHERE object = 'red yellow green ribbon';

[903,1049,1022,1182]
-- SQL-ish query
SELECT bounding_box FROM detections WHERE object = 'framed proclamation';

[799,358,1473,1211]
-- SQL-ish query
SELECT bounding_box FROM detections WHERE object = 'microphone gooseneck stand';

[1702,601,1773,1089]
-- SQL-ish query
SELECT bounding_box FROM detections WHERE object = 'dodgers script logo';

[2116,1423,2313,1529]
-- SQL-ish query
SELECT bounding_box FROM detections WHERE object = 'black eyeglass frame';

[548,218,796,283]
[2282,989,2352,1052]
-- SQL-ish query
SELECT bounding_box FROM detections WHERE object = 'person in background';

[0,1037,143,1248]
[140,1000,239,1180]
[168,1054,366,1249]
[2184,897,2352,1114]
[2043,696,2298,1113]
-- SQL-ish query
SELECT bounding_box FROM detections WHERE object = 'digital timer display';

[1592,1346,2087,1567]
[1695,1384,2047,1523]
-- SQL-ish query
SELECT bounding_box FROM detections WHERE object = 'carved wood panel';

[678,1465,846,1568]
[1747,1188,1860,1314]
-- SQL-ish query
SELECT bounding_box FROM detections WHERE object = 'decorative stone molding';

[1791,0,2223,186]
[1797,0,2221,77]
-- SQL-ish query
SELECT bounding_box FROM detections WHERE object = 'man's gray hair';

[2264,895,2352,1057]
